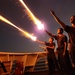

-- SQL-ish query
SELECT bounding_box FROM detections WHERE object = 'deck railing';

[0,52,47,74]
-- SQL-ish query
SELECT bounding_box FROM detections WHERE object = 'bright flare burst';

[0,15,37,41]
[19,0,44,30]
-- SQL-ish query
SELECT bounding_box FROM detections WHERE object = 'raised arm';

[36,40,45,44]
[50,10,66,29]
[44,29,53,37]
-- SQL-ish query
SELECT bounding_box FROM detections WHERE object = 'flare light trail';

[0,15,37,41]
[19,0,44,30]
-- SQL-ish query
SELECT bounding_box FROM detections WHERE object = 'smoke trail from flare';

[0,15,36,41]
[19,0,44,30]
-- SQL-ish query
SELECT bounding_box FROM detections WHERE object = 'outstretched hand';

[50,10,55,16]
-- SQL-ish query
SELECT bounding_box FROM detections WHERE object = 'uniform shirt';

[53,34,67,50]
[45,42,55,54]
[64,25,75,45]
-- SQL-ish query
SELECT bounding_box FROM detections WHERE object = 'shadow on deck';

[24,67,75,75]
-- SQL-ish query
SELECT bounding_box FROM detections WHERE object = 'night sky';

[0,0,75,52]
